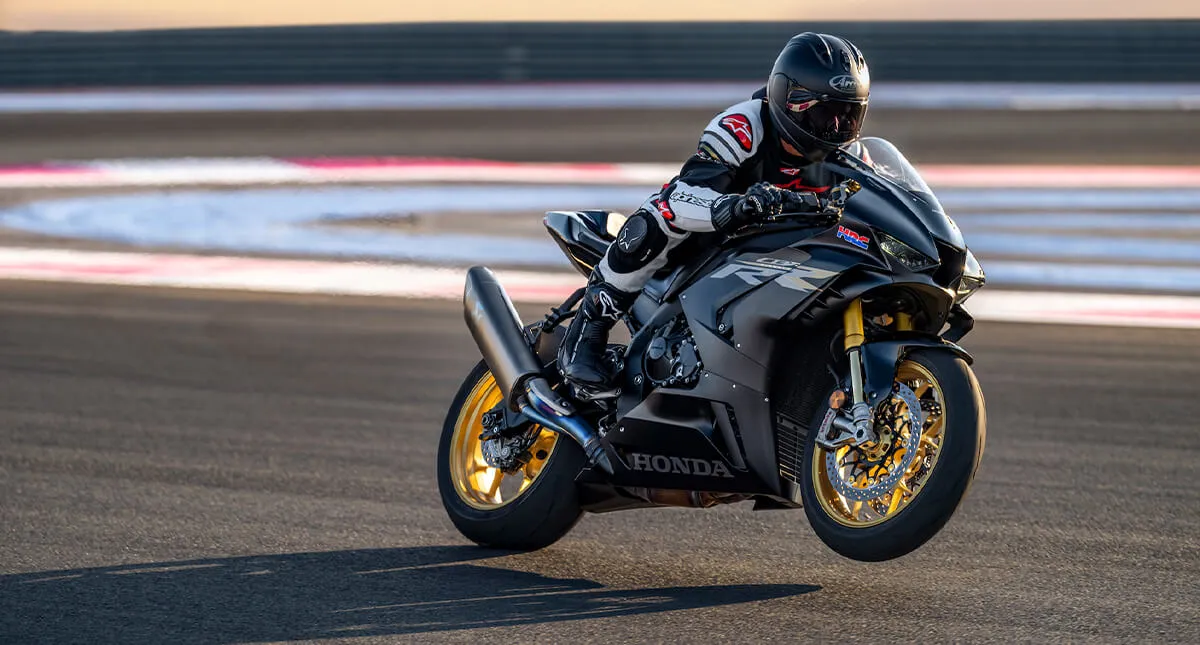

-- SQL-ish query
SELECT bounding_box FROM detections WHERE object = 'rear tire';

[801,350,986,561]
[437,360,586,550]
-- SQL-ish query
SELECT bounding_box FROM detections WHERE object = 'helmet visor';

[787,91,868,145]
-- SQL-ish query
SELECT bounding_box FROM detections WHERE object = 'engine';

[642,317,703,388]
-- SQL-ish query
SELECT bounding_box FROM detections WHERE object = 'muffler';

[463,266,543,410]
[462,266,612,473]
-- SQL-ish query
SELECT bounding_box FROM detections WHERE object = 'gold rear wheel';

[812,359,947,528]
[448,371,559,510]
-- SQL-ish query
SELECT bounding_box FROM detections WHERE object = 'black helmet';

[767,32,870,157]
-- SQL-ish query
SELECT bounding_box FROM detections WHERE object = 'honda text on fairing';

[438,138,986,562]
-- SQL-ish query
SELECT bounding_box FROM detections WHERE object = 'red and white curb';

[0,247,1196,330]
[1,158,1198,190]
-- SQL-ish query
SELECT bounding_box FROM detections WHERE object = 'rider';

[558,32,871,396]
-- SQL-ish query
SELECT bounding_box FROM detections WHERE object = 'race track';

[1,282,1196,643]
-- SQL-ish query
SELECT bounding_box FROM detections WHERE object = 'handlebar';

[768,179,861,222]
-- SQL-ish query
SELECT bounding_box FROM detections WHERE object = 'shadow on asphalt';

[0,546,818,643]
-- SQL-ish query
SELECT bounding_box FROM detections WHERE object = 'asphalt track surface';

[0,282,1197,644]
[4,108,1199,165]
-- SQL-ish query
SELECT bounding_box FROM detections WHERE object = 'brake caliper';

[479,405,541,473]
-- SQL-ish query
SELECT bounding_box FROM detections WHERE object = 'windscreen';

[840,136,965,250]
[845,137,934,196]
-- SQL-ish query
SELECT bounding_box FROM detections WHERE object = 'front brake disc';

[825,382,925,502]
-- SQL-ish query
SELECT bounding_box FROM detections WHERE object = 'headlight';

[956,249,986,303]
[877,232,939,272]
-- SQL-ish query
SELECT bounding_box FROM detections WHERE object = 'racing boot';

[558,277,636,398]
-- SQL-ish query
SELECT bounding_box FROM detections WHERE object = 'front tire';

[437,360,586,550]
[801,350,986,561]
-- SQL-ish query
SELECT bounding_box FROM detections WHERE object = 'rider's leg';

[559,209,688,393]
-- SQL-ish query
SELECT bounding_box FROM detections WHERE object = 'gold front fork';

[844,299,867,406]
[842,303,911,405]
[844,298,865,351]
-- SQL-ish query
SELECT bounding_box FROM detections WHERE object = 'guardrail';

[0,20,1196,88]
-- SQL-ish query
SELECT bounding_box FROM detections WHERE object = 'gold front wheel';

[812,359,946,527]
[800,350,985,562]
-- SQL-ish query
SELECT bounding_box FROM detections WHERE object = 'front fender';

[859,337,973,410]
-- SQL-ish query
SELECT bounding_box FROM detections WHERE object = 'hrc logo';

[836,225,870,250]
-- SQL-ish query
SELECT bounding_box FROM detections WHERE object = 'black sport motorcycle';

[438,138,987,562]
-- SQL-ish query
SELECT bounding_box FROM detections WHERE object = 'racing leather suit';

[599,89,836,294]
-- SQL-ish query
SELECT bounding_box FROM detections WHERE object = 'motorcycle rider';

[559,32,871,397]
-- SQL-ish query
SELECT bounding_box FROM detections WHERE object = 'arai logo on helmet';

[829,75,859,93]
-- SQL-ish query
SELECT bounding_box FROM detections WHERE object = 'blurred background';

[1,5,1198,644]
[0,4,1197,287]
[3,0,1200,29]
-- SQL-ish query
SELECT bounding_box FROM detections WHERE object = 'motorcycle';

[438,137,987,562]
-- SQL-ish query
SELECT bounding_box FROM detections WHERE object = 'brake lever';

[823,179,862,213]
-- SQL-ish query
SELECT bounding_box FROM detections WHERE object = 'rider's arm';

[651,101,765,233]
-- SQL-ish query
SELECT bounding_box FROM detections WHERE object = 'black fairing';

[832,152,966,254]
[598,210,961,498]
[539,155,972,504]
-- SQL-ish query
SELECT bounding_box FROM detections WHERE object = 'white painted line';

[0,83,1197,113]
[85,157,307,185]
[965,291,1200,330]
[0,248,584,302]
[1,158,1198,190]
[0,159,675,189]
[0,247,1196,329]
[918,165,1200,189]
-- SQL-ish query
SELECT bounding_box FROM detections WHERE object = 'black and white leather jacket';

[641,89,846,234]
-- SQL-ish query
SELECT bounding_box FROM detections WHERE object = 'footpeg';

[568,383,622,402]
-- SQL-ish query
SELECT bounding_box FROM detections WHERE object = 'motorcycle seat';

[543,210,623,276]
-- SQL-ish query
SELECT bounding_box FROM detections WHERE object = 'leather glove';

[712,182,784,234]
[782,190,842,227]
[737,182,786,219]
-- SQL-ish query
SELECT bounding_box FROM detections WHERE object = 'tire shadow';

[0,546,818,643]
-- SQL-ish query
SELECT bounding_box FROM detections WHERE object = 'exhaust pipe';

[463,266,542,410]
[462,266,612,473]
